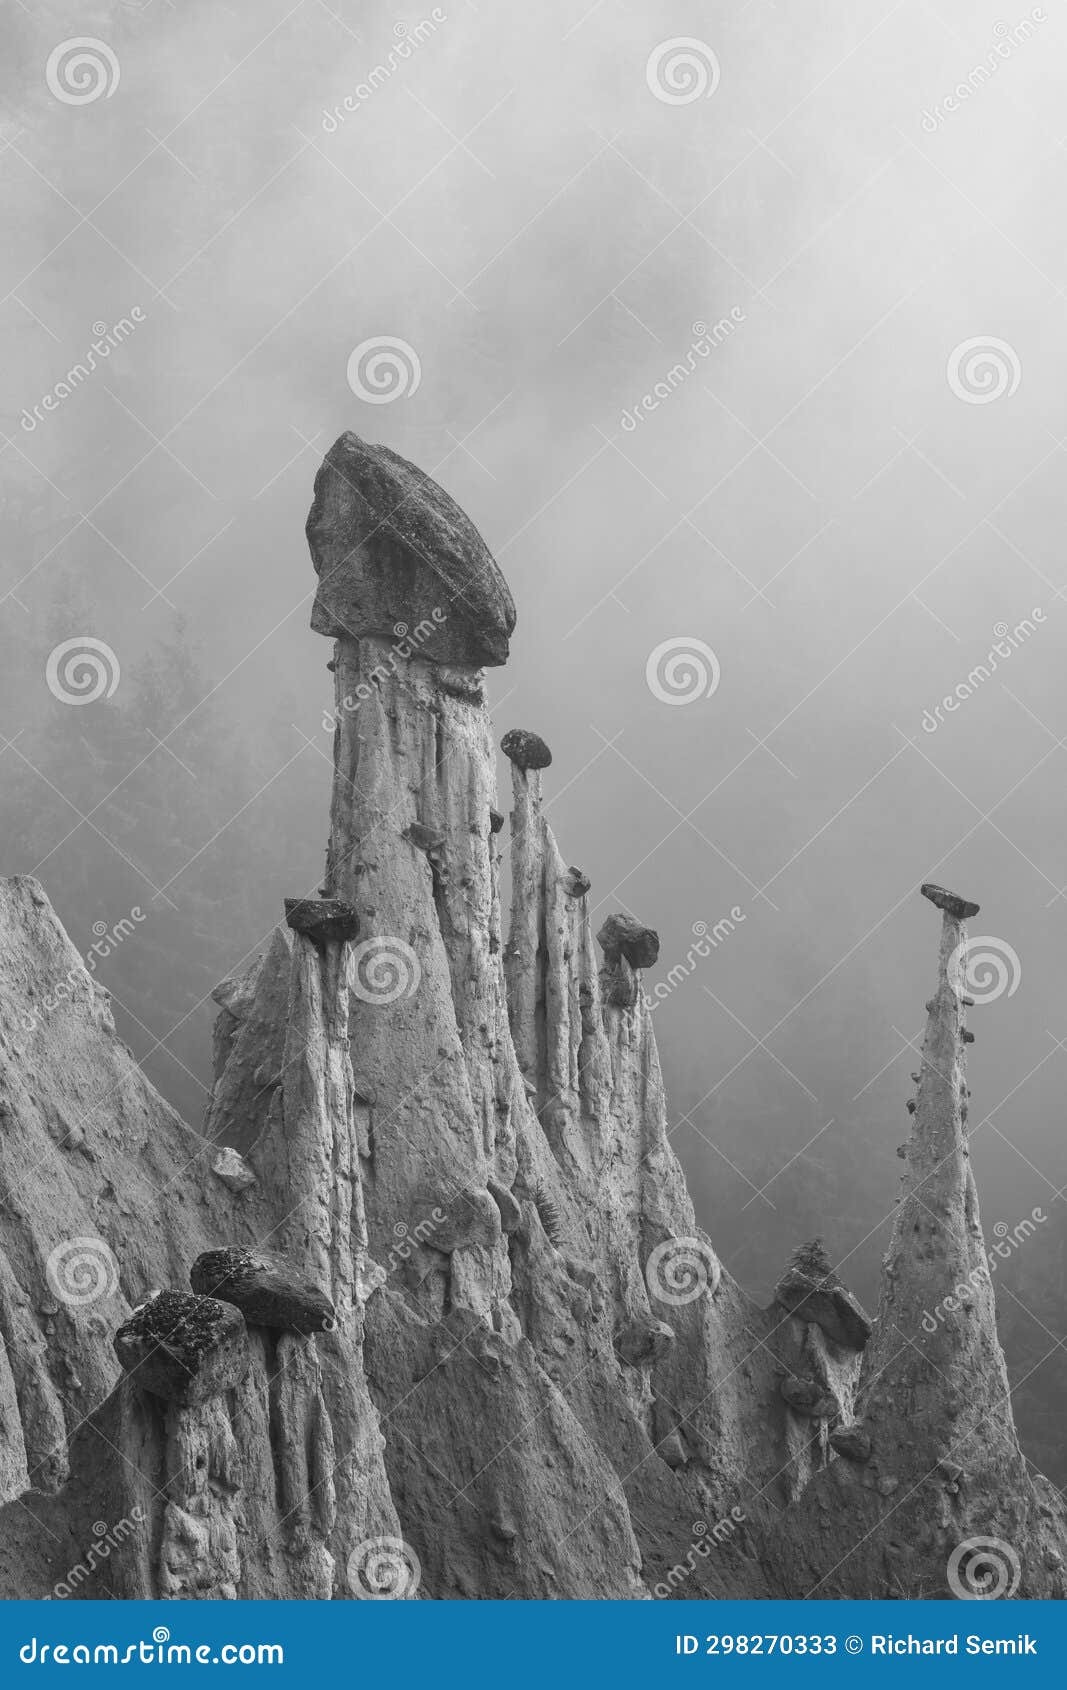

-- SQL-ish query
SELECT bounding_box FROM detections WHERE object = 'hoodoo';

[0,443,1063,1601]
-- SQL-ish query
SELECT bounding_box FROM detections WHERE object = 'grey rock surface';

[307,433,515,667]
[0,445,1063,1603]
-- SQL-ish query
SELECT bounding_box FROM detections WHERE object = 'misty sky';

[2,0,1066,1343]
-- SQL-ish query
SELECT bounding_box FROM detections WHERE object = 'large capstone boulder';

[597,913,660,970]
[920,882,980,920]
[284,895,359,946]
[190,1248,336,1336]
[500,728,552,771]
[114,1291,249,1407]
[306,433,515,667]
[775,1243,872,1352]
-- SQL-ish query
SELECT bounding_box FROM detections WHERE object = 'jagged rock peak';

[920,881,980,920]
[306,432,516,666]
[501,727,552,770]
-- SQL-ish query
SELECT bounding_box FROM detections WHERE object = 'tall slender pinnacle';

[854,881,1019,1469]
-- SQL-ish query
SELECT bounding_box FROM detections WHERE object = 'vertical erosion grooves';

[771,890,1067,1599]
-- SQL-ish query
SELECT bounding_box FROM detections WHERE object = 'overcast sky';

[3,0,1067,1313]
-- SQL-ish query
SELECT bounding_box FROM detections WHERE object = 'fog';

[3,0,1066,1465]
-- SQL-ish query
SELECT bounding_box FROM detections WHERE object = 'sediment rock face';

[0,438,1063,1601]
[771,890,1067,1599]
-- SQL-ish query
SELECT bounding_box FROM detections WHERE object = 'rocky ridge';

[0,438,1063,1601]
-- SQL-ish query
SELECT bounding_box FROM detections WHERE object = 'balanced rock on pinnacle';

[306,433,516,667]
[920,882,980,920]
[597,913,660,970]
[501,728,552,771]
